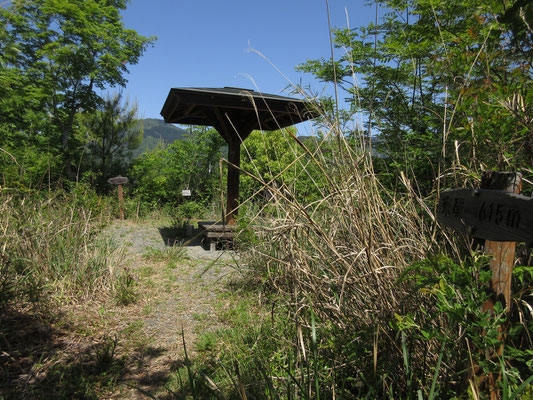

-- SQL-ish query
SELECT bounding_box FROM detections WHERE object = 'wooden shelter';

[160,87,318,224]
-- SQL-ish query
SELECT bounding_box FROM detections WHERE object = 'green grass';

[27,338,125,400]
[192,312,209,322]
[165,289,287,398]
[142,245,189,263]
[195,331,218,352]
[142,304,153,316]
[114,269,138,306]
[139,265,155,278]
[120,320,149,352]
[0,185,117,309]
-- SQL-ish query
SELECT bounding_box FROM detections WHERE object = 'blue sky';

[120,0,378,131]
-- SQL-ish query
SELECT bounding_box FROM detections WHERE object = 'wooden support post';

[479,171,522,400]
[437,171,532,399]
[117,184,124,220]
[480,171,522,312]
[226,141,240,225]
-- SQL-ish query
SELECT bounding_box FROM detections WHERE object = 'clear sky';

[119,0,378,132]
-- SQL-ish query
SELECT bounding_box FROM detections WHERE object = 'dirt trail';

[102,219,239,399]
[0,218,241,400]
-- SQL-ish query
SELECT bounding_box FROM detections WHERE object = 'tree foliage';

[298,0,532,192]
[78,92,143,188]
[130,127,225,205]
[240,128,330,205]
[0,0,154,186]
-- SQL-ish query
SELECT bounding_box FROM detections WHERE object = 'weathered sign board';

[107,176,129,185]
[182,189,191,197]
[437,188,533,242]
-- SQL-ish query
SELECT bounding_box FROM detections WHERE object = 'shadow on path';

[158,226,204,248]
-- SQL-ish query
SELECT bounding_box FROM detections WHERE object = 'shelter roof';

[160,87,317,143]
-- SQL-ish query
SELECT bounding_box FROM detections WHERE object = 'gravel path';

[102,219,239,399]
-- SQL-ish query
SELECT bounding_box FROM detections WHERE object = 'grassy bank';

[0,183,126,397]
[0,183,117,308]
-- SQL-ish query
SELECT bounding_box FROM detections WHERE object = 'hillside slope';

[134,118,188,156]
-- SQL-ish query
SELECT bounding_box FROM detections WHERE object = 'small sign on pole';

[437,172,528,399]
[108,176,129,220]
[182,189,191,197]
[107,176,129,185]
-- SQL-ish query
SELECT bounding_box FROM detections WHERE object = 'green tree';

[167,127,225,202]
[240,128,327,203]
[0,0,154,184]
[130,127,225,205]
[78,92,143,188]
[298,0,532,193]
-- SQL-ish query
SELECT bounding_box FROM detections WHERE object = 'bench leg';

[209,240,216,252]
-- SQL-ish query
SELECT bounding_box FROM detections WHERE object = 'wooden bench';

[197,221,236,251]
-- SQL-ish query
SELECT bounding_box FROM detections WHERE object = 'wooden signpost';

[437,172,529,309]
[108,176,129,220]
[437,172,530,399]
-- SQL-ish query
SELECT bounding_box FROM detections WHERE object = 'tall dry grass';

[232,116,448,391]
[242,133,431,318]
[0,184,118,309]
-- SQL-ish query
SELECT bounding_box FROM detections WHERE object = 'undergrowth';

[162,99,532,399]
[0,183,133,398]
[163,134,532,398]
[0,183,117,309]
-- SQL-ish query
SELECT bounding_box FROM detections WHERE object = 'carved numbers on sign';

[437,189,532,242]
[477,201,520,229]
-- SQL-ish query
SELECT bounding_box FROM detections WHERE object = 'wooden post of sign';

[480,171,522,311]
[479,171,522,400]
[436,172,532,398]
[181,189,193,236]
[107,176,129,220]
[117,184,124,220]
[226,142,240,225]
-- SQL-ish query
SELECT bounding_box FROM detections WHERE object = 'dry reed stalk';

[214,78,466,389]
[235,113,433,333]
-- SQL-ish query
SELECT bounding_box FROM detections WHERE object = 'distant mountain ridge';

[133,118,188,156]
[143,118,188,143]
